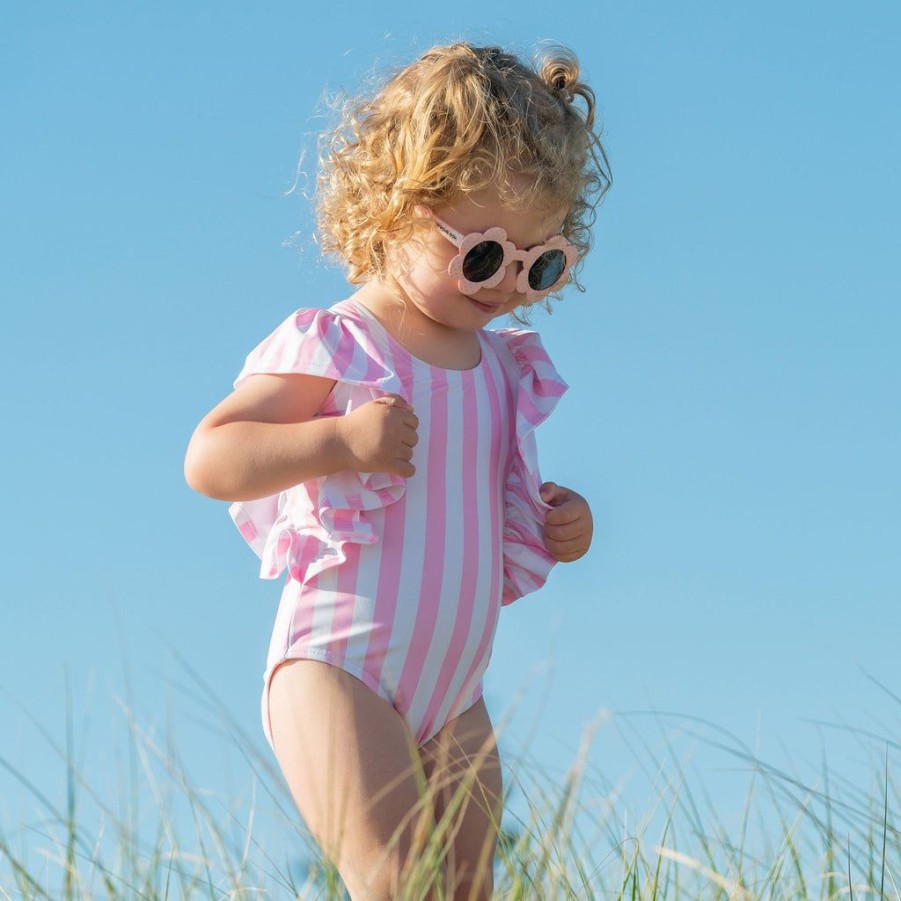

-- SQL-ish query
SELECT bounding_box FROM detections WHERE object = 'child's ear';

[408,204,435,241]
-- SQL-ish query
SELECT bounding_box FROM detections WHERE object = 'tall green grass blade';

[881,746,889,901]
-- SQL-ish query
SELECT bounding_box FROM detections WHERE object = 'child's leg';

[268,659,443,900]
[418,697,503,901]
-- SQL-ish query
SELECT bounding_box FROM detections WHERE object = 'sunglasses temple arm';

[432,215,465,247]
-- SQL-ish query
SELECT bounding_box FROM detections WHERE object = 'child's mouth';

[468,297,503,314]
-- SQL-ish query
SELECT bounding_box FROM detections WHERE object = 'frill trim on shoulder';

[228,304,406,581]
[233,303,404,394]
[488,328,569,605]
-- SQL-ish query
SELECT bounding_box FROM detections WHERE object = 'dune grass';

[0,662,898,899]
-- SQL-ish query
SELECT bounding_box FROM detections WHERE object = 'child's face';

[392,187,568,332]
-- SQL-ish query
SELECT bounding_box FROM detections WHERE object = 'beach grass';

[1,663,898,899]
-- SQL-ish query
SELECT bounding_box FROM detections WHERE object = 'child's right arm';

[184,373,418,502]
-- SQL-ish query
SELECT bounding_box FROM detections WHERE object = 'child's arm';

[184,373,418,502]
[539,482,593,563]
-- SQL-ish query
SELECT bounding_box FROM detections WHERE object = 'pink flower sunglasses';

[431,213,579,303]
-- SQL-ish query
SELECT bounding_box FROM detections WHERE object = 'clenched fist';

[539,482,593,562]
[337,394,419,478]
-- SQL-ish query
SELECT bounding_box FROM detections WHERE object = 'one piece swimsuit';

[229,299,567,750]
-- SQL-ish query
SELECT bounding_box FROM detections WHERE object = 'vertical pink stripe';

[325,317,355,373]
[286,481,324,657]
[360,492,407,679]
[446,348,508,721]
[488,340,513,571]
[394,367,448,717]
[419,369,480,738]
[362,344,416,686]
[285,545,326,656]
[337,299,394,394]
[321,311,392,676]
[297,310,327,370]
[325,542,362,669]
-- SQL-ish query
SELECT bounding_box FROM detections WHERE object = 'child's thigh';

[268,659,434,890]
[418,697,504,898]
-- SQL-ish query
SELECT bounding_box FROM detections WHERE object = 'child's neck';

[351,281,483,371]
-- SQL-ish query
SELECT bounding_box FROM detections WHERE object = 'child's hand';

[539,482,593,563]
[338,394,419,477]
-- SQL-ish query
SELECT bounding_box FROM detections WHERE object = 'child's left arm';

[539,482,593,563]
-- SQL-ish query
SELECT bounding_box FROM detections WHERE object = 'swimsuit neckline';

[342,298,486,374]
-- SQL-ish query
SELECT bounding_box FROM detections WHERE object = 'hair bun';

[536,46,580,101]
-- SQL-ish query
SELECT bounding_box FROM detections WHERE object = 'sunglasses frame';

[431,213,579,304]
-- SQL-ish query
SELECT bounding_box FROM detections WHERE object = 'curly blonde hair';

[316,41,611,302]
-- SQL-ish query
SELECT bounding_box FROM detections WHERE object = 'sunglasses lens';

[462,241,505,283]
[528,249,567,291]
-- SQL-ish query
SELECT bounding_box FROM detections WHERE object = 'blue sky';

[2,0,899,877]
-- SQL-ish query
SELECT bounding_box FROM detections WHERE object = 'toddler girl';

[185,40,609,901]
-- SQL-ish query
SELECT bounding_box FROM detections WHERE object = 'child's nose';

[498,259,523,293]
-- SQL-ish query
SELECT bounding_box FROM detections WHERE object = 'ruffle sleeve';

[494,328,569,606]
[232,305,404,393]
[227,305,406,581]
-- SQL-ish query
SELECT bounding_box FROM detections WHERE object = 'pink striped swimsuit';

[229,299,567,749]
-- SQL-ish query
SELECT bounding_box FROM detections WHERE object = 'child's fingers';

[543,518,587,543]
[545,523,591,552]
[376,393,414,413]
[372,395,419,451]
[403,413,420,437]
[544,493,593,559]
[544,502,585,526]
[539,481,565,504]
[540,483,590,518]
[545,540,588,563]
[393,459,416,478]
[376,395,418,438]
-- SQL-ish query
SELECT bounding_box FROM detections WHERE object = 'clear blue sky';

[2,0,899,875]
